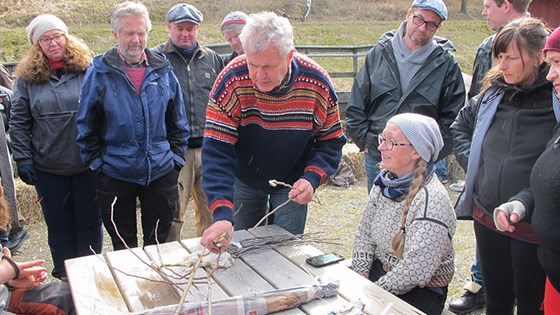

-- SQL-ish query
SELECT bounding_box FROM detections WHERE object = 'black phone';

[305,252,344,267]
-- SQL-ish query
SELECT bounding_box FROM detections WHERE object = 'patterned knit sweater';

[352,177,456,295]
[202,52,346,222]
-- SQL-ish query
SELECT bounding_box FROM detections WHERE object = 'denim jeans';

[471,246,484,285]
[233,178,307,234]
[435,159,448,181]
[364,154,380,193]
[34,170,103,279]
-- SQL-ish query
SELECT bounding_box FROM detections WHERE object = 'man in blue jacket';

[77,1,190,250]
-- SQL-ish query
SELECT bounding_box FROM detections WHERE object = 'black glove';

[87,165,102,179]
[18,164,37,185]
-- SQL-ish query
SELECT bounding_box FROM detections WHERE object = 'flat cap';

[166,3,203,24]
[411,0,448,20]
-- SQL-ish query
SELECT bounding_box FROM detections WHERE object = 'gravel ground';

[12,178,485,314]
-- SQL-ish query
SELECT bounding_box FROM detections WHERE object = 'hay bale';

[341,143,365,180]
[339,143,465,183]
[15,179,43,224]
[446,154,465,183]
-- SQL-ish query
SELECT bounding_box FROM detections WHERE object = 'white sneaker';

[449,180,465,192]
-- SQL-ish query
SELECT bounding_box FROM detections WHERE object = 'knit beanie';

[26,14,69,45]
[387,113,443,162]
[544,26,560,53]
[221,11,248,32]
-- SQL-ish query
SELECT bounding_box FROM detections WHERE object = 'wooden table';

[65,225,425,314]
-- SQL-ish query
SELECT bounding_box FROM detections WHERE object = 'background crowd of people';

[0,0,559,314]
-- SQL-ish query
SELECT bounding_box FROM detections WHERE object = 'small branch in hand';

[269,179,293,189]
[251,198,291,230]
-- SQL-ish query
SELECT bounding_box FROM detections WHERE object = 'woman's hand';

[493,200,526,233]
[2,247,47,289]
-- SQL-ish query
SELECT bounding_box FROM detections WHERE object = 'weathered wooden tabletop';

[65,225,425,315]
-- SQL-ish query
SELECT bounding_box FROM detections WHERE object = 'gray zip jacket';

[10,71,87,175]
[346,25,465,162]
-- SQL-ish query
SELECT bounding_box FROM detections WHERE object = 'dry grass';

[0,0,484,27]
[15,180,42,224]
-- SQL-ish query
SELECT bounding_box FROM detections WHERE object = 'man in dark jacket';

[153,3,224,240]
[345,0,465,192]
[77,2,190,250]
[448,2,531,313]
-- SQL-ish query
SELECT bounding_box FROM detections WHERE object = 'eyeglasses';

[411,13,441,31]
[378,134,413,150]
[39,33,66,45]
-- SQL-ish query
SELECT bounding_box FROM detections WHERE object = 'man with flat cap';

[154,3,224,240]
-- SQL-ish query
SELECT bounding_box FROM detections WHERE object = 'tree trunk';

[461,0,468,14]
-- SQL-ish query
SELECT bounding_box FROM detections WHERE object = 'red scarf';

[48,58,64,70]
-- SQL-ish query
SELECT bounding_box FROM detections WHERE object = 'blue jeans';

[34,170,103,279]
[471,246,484,285]
[365,154,380,193]
[233,178,307,234]
[435,159,448,181]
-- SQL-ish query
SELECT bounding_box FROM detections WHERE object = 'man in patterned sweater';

[200,11,346,251]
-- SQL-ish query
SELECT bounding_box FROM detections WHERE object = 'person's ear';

[411,150,422,162]
[537,50,545,67]
[503,0,512,13]
[288,49,295,59]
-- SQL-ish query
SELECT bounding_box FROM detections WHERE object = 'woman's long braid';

[391,159,428,260]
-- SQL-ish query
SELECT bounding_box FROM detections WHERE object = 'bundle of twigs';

[227,232,341,259]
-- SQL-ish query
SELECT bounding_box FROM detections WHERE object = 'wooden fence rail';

[2,44,375,116]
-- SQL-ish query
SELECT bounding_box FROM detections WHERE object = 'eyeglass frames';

[378,133,413,150]
[39,33,66,45]
[411,12,441,31]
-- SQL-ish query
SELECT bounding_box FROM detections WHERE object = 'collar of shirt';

[117,46,149,68]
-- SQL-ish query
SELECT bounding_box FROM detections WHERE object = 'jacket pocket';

[32,111,85,173]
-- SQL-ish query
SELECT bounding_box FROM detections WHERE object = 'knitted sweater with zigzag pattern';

[352,177,456,295]
[202,53,346,223]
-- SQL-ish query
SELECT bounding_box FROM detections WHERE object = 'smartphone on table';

[305,252,344,268]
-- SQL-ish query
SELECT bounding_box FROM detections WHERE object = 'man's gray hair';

[111,1,152,33]
[239,12,294,57]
